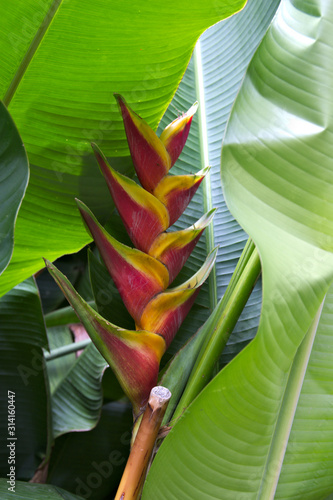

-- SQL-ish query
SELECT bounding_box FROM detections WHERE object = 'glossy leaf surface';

[0,101,28,275]
[51,342,107,438]
[152,0,280,363]
[0,0,246,296]
[0,278,49,479]
[144,1,333,498]
[46,325,76,394]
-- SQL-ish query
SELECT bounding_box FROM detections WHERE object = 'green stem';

[172,243,261,422]
[44,339,91,360]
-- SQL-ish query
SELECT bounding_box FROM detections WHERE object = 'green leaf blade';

[47,401,132,499]
[0,102,29,275]
[275,287,333,500]
[0,278,50,480]
[0,0,246,296]
[143,0,333,498]
[51,342,107,438]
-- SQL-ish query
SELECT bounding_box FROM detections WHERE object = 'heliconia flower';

[138,248,218,348]
[76,199,169,323]
[159,102,198,167]
[153,167,210,226]
[149,209,216,284]
[46,95,216,418]
[44,260,165,417]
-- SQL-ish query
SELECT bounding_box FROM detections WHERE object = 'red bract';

[46,95,217,417]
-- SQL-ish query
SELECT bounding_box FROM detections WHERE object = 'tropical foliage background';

[1,0,333,499]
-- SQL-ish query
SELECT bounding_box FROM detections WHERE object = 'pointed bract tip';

[171,246,218,292]
[113,93,123,101]
[199,165,211,176]
[114,93,127,108]
[75,198,88,213]
[91,142,106,161]
[43,257,50,268]
[187,101,199,117]
[192,208,216,229]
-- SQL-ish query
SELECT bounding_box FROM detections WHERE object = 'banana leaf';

[0,0,246,296]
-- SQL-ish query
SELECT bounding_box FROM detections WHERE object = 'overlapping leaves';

[0,0,246,296]
[144,1,333,498]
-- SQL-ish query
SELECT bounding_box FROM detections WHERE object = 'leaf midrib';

[3,0,63,107]
[194,40,217,311]
[257,299,324,500]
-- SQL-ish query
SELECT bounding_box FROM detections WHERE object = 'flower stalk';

[114,386,172,500]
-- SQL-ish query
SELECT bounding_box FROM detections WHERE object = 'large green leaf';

[0,479,84,499]
[0,278,50,480]
[0,101,28,275]
[156,0,280,363]
[275,287,333,499]
[145,289,333,499]
[33,0,279,438]
[0,0,246,296]
[143,1,333,498]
